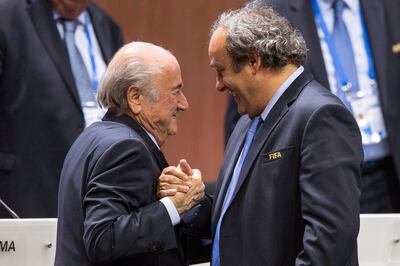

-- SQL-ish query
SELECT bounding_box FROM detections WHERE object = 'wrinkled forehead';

[209,27,228,55]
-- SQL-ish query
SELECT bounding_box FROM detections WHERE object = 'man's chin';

[167,131,177,137]
[237,106,246,116]
[167,124,178,136]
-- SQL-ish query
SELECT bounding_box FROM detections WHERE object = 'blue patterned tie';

[64,20,94,104]
[332,0,359,94]
[212,117,262,266]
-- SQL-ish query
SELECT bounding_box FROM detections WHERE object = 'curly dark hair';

[210,0,307,72]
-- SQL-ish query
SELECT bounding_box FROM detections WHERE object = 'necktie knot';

[64,20,79,34]
[247,116,261,138]
[333,0,346,18]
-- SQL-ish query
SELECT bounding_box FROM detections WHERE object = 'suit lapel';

[288,0,330,89]
[88,4,113,63]
[211,121,249,228]
[229,105,289,206]
[26,0,82,109]
[360,0,387,94]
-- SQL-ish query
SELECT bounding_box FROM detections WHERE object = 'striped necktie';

[63,20,94,104]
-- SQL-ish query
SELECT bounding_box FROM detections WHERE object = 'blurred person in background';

[0,0,123,218]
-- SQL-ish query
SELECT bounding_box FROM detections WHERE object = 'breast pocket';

[257,146,300,206]
[258,146,299,188]
[260,146,297,165]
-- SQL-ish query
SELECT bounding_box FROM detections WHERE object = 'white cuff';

[160,197,180,226]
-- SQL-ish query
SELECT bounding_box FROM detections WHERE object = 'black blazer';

[0,0,123,218]
[56,112,190,265]
[196,71,363,265]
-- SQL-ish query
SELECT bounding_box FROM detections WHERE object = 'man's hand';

[158,159,205,214]
[157,165,192,197]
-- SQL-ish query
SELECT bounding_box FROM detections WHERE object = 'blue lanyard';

[83,11,98,94]
[311,0,376,89]
[359,9,375,80]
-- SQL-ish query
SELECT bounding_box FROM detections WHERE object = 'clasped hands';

[157,159,205,214]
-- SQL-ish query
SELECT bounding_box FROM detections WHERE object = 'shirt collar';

[142,126,161,150]
[52,9,87,25]
[317,0,359,15]
[260,65,304,122]
[345,0,359,14]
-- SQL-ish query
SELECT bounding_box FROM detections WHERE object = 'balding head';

[98,42,177,114]
[98,41,188,146]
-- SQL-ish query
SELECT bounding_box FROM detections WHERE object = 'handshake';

[157,160,205,214]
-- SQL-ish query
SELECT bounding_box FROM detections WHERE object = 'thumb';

[192,169,202,179]
[178,159,193,176]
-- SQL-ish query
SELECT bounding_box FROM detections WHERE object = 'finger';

[162,166,178,174]
[162,167,189,181]
[159,175,192,187]
[192,169,202,179]
[190,178,204,189]
[174,185,190,193]
[159,182,190,193]
[179,159,193,176]
[158,188,177,198]
[193,191,205,201]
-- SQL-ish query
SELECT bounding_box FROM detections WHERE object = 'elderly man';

[160,1,363,265]
[55,42,205,266]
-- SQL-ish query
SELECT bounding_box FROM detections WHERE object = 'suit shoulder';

[89,2,121,30]
[262,0,291,14]
[297,80,346,111]
[79,121,149,154]
[290,80,357,129]
[0,0,25,24]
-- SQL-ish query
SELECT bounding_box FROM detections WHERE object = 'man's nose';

[178,92,189,111]
[216,78,226,92]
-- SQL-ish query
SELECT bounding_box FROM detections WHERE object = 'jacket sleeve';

[180,196,213,265]
[82,138,177,264]
[296,104,363,265]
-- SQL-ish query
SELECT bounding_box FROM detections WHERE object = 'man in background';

[0,0,123,217]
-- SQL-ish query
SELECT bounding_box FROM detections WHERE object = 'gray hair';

[98,42,172,114]
[211,0,307,71]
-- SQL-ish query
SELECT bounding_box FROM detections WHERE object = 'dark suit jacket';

[195,70,363,265]
[0,0,123,218]
[56,112,189,266]
[226,0,400,184]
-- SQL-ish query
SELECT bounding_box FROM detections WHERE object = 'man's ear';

[127,86,142,115]
[248,53,262,74]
